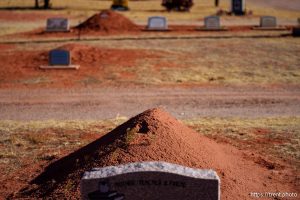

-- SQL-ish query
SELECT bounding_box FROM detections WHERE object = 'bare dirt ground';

[1,86,300,120]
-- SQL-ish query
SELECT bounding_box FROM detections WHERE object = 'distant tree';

[215,0,219,7]
[34,0,51,9]
[35,0,39,8]
[43,0,51,9]
[162,0,193,12]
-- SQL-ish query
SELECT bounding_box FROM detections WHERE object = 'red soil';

[14,108,297,199]
[75,10,140,33]
[0,11,67,22]
[0,43,161,88]
[0,44,15,51]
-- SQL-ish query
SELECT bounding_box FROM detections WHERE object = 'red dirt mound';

[15,108,296,199]
[76,10,139,32]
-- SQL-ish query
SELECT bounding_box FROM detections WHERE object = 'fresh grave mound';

[75,10,139,32]
[16,108,295,199]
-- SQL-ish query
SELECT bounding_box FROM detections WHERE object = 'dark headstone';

[81,162,220,200]
[49,50,70,66]
[231,0,245,15]
[292,27,300,37]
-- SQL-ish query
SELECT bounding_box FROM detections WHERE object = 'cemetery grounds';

[0,0,299,198]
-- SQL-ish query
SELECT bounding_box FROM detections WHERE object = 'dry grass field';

[0,37,299,87]
[1,117,299,196]
[0,0,299,36]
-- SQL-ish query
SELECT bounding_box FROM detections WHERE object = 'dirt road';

[0,86,299,121]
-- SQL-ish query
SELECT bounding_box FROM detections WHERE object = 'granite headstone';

[147,16,168,30]
[81,161,220,200]
[49,49,70,66]
[46,18,69,32]
[260,16,277,28]
[204,16,221,30]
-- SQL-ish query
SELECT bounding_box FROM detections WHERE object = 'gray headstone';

[260,16,277,28]
[147,16,168,30]
[49,49,70,66]
[46,18,69,32]
[231,0,245,15]
[204,16,221,29]
[81,161,220,200]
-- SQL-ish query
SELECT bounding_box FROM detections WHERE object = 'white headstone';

[204,16,221,29]
[46,18,69,32]
[81,161,220,200]
[260,16,277,28]
[147,16,168,30]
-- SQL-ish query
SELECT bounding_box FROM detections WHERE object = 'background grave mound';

[76,10,139,32]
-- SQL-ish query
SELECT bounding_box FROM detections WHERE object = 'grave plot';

[0,43,165,88]
[253,16,287,30]
[196,16,228,31]
[14,108,296,199]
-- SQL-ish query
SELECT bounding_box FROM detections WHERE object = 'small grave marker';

[260,16,277,28]
[197,16,227,31]
[46,18,69,32]
[205,16,221,29]
[49,49,70,66]
[81,161,220,200]
[253,16,286,30]
[40,49,79,69]
[146,16,169,31]
[231,0,245,15]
